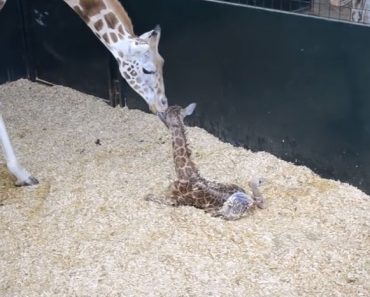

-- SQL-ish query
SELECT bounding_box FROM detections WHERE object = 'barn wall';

[0,0,27,84]
[21,0,112,101]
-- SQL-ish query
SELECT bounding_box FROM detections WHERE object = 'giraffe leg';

[0,114,39,186]
[144,193,180,207]
[249,178,267,209]
[204,207,221,218]
[213,191,254,220]
[254,195,267,209]
[144,181,183,207]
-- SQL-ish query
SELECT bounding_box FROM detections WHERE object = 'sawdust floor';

[0,79,369,297]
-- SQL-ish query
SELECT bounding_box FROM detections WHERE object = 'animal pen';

[0,0,369,296]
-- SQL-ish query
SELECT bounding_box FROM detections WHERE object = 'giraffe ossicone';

[151,103,267,220]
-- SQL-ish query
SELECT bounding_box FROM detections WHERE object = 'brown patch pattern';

[110,32,118,43]
[156,105,258,219]
[79,0,106,18]
[94,19,103,31]
[185,167,193,177]
[177,147,185,155]
[175,138,184,147]
[102,33,110,44]
[118,25,125,35]
[123,72,130,80]
[104,11,119,29]
[108,0,135,35]
[175,157,186,168]
[74,5,89,22]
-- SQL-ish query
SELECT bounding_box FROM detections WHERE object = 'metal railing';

[211,0,370,24]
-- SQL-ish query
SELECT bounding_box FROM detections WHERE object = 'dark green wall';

[23,0,112,100]
[0,0,27,84]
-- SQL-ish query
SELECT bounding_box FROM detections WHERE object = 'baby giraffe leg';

[144,193,179,206]
[214,191,254,220]
[145,181,185,206]
[249,178,267,209]
[0,114,38,186]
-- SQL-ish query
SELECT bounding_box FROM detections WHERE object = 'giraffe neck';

[0,0,6,11]
[169,122,199,181]
[64,0,134,61]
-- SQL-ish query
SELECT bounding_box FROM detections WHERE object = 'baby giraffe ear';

[182,103,197,117]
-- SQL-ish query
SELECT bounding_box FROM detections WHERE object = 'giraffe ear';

[140,25,161,49]
[139,30,154,41]
[140,25,161,41]
[150,25,161,49]
[182,103,197,117]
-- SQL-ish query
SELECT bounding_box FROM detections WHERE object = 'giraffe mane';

[182,125,192,158]
[105,0,135,35]
[176,113,201,177]
[66,0,135,35]
[175,113,191,156]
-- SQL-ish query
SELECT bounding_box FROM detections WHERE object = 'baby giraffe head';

[157,103,197,128]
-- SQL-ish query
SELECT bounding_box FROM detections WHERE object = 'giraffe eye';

[143,68,155,75]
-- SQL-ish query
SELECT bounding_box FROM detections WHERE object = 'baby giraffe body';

[148,104,266,220]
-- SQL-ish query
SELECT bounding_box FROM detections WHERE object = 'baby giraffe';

[146,103,266,220]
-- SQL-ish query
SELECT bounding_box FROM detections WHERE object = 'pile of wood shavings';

[0,79,369,297]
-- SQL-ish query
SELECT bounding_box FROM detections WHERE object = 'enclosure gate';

[0,0,369,194]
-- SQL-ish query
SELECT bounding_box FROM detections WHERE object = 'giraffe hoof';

[144,194,164,204]
[255,199,267,209]
[144,194,156,201]
[15,176,39,187]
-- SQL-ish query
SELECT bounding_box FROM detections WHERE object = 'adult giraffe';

[0,0,168,186]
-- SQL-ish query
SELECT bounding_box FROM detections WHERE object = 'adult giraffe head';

[64,0,168,113]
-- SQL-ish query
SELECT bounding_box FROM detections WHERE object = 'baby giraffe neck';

[169,123,199,181]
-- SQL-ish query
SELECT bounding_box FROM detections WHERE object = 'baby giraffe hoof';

[144,194,158,202]
[144,194,178,207]
[255,197,267,209]
[249,177,267,209]
[214,191,254,220]
[15,176,39,187]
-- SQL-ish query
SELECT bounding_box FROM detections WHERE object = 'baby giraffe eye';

[143,68,155,75]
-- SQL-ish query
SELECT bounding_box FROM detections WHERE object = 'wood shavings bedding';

[0,79,369,296]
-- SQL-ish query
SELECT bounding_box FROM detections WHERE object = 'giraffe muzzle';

[157,111,169,128]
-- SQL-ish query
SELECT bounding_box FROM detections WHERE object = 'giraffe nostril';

[161,98,168,107]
